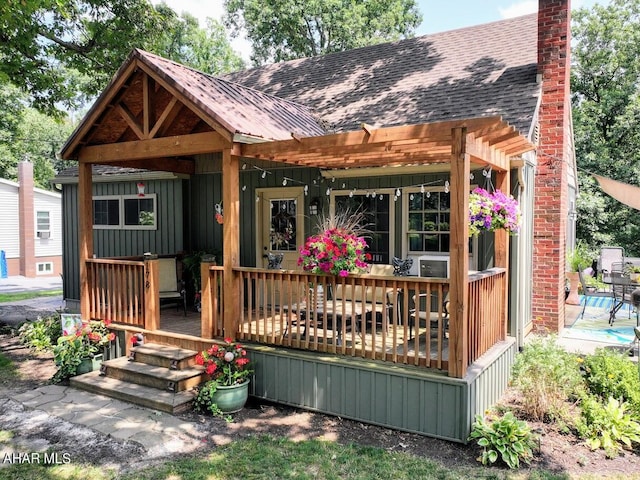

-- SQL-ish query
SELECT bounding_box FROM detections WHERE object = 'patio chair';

[578,269,612,319]
[599,246,625,283]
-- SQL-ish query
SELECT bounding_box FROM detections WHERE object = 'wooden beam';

[143,259,160,331]
[106,158,196,175]
[135,62,234,143]
[222,148,240,339]
[242,116,504,159]
[78,162,93,319]
[62,60,138,159]
[78,131,230,162]
[448,127,470,379]
[116,104,144,140]
[494,170,510,341]
[149,97,180,138]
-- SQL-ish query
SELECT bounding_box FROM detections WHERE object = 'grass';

[0,435,500,480]
[0,290,62,303]
[0,351,17,383]
[0,434,636,480]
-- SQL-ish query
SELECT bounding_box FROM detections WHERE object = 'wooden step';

[102,356,203,392]
[129,343,199,370]
[70,371,195,414]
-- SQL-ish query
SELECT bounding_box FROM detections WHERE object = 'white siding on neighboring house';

[34,189,62,258]
[0,179,20,258]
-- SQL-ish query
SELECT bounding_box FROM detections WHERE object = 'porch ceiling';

[240,116,534,172]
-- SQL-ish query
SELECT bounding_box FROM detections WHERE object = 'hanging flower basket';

[298,228,371,277]
[468,188,521,237]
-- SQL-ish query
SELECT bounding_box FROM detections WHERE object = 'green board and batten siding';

[246,338,517,443]
[61,179,185,303]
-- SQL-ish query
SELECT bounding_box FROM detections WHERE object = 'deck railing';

[227,267,451,369]
[467,268,507,362]
[88,259,507,374]
[86,258,146,327]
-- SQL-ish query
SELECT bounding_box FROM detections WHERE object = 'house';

[0,161,62,277]
[56,0,575,442]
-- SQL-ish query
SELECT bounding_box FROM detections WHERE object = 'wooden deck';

[157,305,449,361]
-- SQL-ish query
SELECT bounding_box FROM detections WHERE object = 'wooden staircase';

[70,343,203,414]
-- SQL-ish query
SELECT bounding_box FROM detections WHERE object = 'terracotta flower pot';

[566,272,581,305]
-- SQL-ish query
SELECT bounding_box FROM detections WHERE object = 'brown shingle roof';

[135,50,326,141]
[223,14,539,136]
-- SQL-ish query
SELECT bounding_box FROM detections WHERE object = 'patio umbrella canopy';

[593,174,640,211]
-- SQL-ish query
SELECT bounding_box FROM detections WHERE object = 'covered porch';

[59,51,535,440]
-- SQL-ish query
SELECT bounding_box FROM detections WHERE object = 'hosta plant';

[469,411,537,469]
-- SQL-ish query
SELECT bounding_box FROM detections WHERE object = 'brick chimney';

[532,0,572,332]
[18,161,36,278]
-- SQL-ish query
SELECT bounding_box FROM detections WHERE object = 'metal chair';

[578,269,612,319]
[599,246,625,283]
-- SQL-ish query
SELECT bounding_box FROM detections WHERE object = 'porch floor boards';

[158,308,448,361]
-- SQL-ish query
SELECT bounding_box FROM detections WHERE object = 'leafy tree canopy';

[224,0,422,65]
[572,0,640,256]
[0,0,244,117]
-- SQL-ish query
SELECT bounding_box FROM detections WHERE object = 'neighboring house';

[56,0,575,441]
[0,161,62,277]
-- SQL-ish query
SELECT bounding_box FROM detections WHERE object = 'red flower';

[205,363,216,375]
[195,353,204,365]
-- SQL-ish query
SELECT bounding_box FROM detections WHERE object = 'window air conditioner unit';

[419,258,449,278]
[37,231,50,239]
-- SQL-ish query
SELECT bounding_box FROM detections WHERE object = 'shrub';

[510,336,583,421]
[469,411,537,469]
[18,313,62,352]
[576,396,640,458]
[580,348,640,416]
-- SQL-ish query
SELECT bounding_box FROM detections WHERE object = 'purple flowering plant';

[468,188,521,237]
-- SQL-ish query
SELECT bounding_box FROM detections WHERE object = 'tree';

[0,0,173,116]
[155,7,245,74]
[572,0,640,256]
[224,0,422,65]
[0,82,73,188]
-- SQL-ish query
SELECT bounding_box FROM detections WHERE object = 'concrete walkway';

[0,385,206,462]
[0,276,204,465]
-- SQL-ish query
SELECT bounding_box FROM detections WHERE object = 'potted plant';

[628,265,640,282]
[298,210,371,277]
[52,319,116,383]
[193,338,254,415]
[468,188,521,237]
[566,242,592,305]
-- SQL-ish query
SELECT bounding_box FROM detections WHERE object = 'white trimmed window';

[36,262,53,274]
[93,194,157,230]
[36,211,51,239]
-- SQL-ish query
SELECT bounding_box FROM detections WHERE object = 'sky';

[157,0,609,62]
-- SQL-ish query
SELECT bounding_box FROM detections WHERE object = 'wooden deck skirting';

[88,259,507,377]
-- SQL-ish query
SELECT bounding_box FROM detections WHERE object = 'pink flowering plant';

[195,338,253,386]
[468,188,521,237]
[298,228,371,277]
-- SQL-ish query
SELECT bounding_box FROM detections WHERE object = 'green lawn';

[0,433,623,480]
[0,290,62,303]
[0,351,16,383]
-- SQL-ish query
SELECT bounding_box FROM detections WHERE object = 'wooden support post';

[143,258,160,331]
[222,148,240,339]
[495,170,510,340]
[448,128,470,379]
[201,261,214,339]
[78,162,93,319]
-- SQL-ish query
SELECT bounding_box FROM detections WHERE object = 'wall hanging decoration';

[215,202,223,224]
